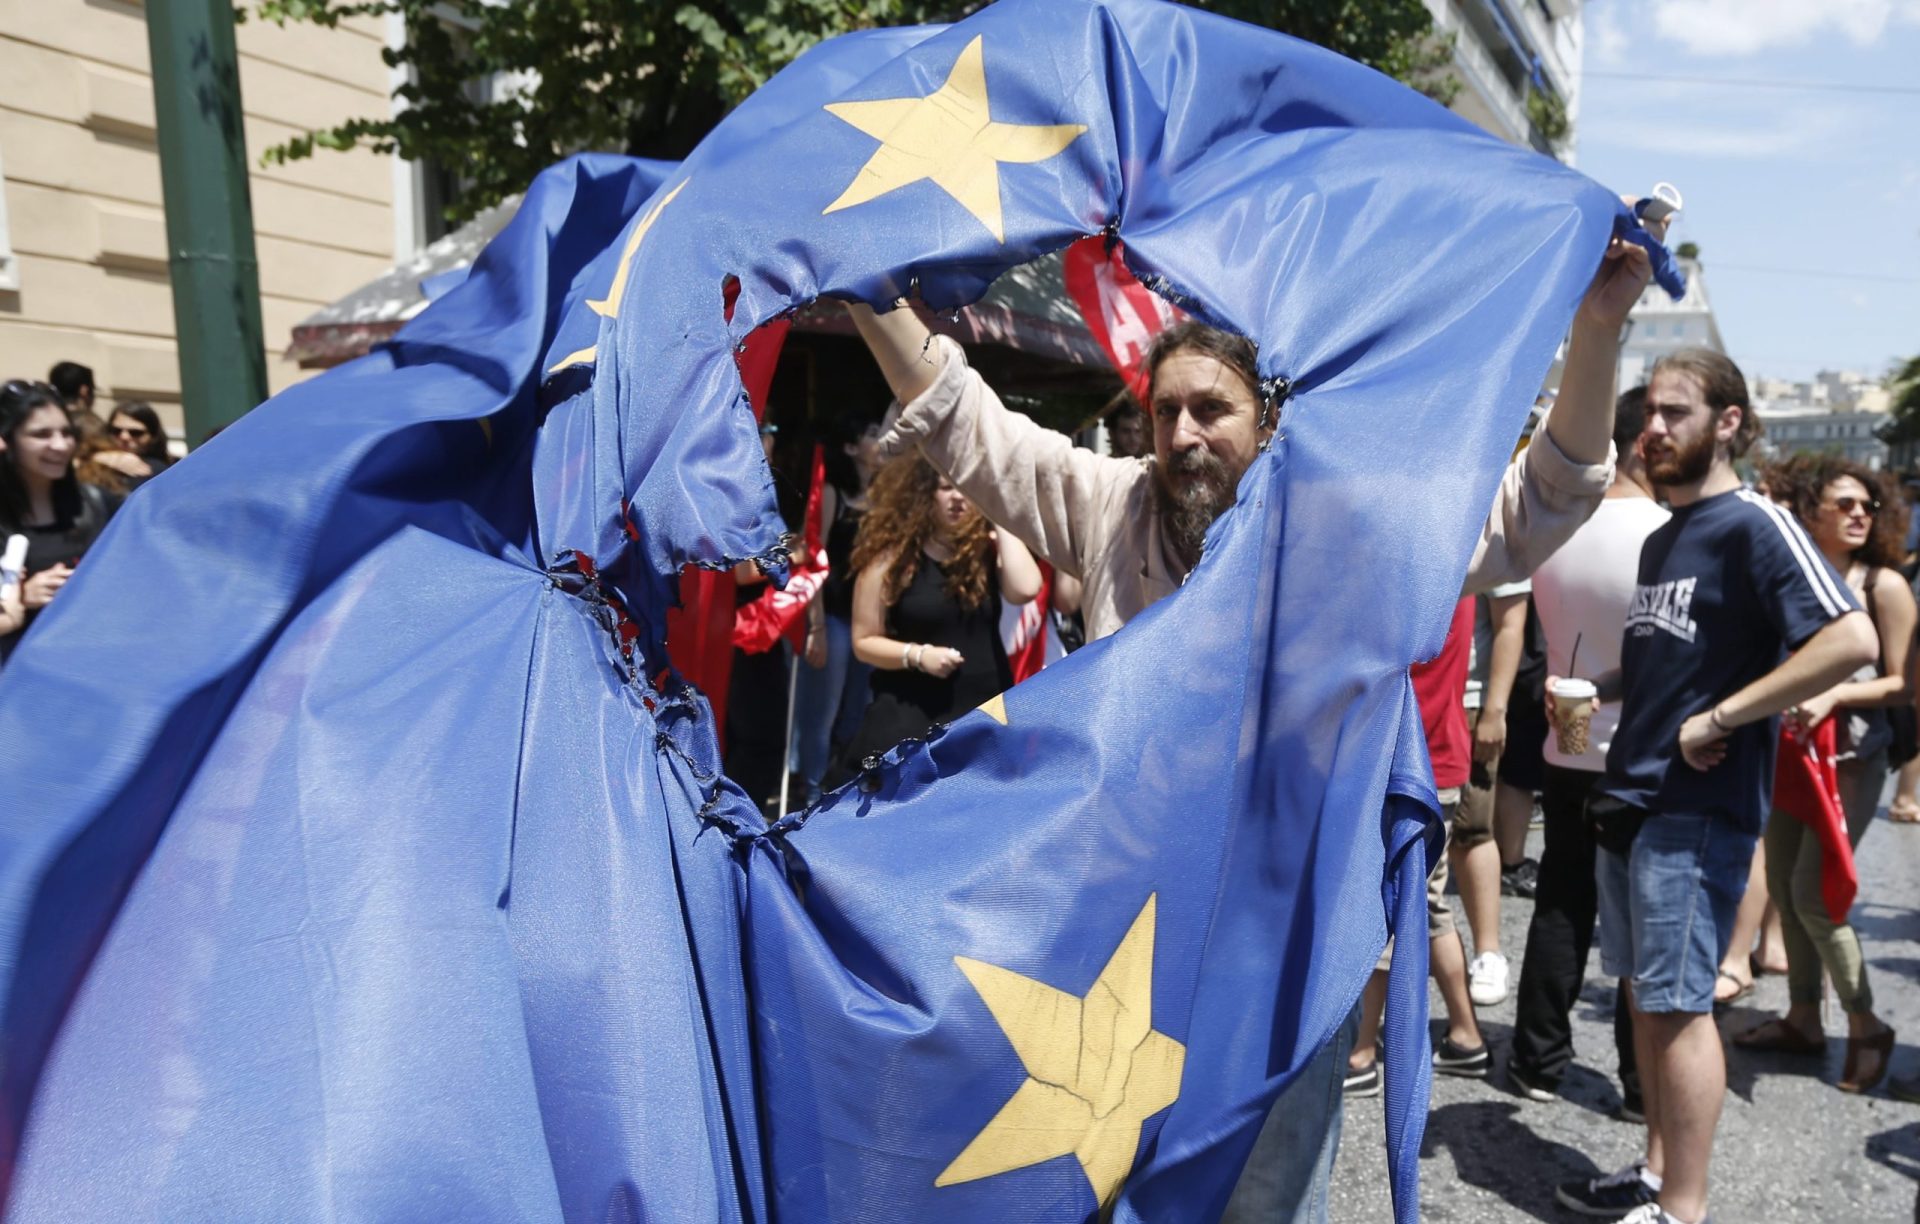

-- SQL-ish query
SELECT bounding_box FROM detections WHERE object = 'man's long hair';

[1141,322,1265,422]
[849,454,995,610]
[1652,348,1761,458]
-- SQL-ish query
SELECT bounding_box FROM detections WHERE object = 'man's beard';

[1645,427,1715,486]
[1153,448,1237,570]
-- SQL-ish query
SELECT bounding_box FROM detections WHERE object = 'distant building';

[1424,0,1583,160]
[1751,368,1893,471]
[0,8,436,447]
[1418,1,1583,421]
[1616,256,1725,392]
[1753,406,1890,471]
[1754,371,1890,415]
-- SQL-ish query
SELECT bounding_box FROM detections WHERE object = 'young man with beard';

[1556,350,1877,1224]
[843,231,1650,1221]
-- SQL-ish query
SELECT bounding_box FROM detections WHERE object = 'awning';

[288,197,1111,381]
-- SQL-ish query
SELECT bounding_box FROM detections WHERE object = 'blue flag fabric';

[0,2,1677,1220]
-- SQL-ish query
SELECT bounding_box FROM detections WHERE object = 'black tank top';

[831,552,1011,782]
[821,493,864,620]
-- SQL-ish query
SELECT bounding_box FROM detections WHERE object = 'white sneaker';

[1468,950,1509,1006]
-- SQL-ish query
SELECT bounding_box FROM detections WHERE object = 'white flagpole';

[778,648,800,818]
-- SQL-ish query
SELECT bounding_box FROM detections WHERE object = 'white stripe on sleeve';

[1738,490,1848,617]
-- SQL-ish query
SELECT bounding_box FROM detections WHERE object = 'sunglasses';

[111,424,151,440]
[3,379,57,397]
[1826,496,1881,516]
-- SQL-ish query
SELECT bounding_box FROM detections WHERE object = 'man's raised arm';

[1463,234,1653,594]
[844,300,1130,579]
[846,298,944,406]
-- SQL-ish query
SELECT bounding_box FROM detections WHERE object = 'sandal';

[1713,969,1753,1007]
[1733,1017,1826,1055]
[1889,800,1920,825]
[1839,1026,1896,1094]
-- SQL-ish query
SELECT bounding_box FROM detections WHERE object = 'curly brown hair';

[849,455,995,610]
[1764,452,1905,569]
[71,414,138,495]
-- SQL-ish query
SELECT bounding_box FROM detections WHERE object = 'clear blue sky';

[1572,0,1920,382]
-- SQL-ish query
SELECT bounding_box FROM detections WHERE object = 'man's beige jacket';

[879,336,1613,642]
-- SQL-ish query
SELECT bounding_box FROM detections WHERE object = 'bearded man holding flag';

[0,4,1688,1222]
[845,200,1657,1218]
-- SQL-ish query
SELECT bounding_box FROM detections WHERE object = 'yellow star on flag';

[936,894,1185,1211]
[823,35,1087,242]
[548,179,688,373]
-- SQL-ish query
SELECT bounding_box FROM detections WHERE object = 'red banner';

[1061,235,1184,398]
[1002,561,1053,684]
[732,445,828,654]
[1774,717,1858,923]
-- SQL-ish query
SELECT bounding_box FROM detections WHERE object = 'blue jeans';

[1596,811,1756,1014]
[1219,1007,1357,1223]
[788,613,872,805]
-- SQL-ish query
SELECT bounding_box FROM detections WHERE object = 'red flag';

[1061,235,1184,398]
[1002,561,1054,684]
[1773,717,1858,923]
[732,445,828,654]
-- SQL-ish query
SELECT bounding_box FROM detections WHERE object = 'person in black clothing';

[1,380,120,661]
[1555,349,1877,1224]
[47,361,98,422]
[830,455,1039,785]
[793,415,883,806]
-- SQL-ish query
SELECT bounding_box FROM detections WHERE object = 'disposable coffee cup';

[1550,678,1597,757]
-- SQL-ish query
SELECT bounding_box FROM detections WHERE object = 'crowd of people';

[9,224,1915,1224]
[0,364,177,666]
[717,222,1919,1223]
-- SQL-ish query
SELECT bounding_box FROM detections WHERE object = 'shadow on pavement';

[1555,1062,1634,1121]
[1420,1100,1596,1223]
[1717,1004,1839,1104]
[1865,1120,1920,1223]
[1853,900,1920,944]
[1873,955,1920,984]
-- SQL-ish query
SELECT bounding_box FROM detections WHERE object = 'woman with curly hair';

[72,412,151,495]
[829,454,1040,786]
[1734,453,1911,1092]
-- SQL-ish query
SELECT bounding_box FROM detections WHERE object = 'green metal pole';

[147,0,269,444]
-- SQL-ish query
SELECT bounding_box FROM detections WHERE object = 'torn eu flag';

[0,2,1676,1221]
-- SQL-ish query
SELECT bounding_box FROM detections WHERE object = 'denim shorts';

[1595,811,1757,1014]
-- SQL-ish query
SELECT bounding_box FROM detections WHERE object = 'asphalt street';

[1328,785,1920,1223]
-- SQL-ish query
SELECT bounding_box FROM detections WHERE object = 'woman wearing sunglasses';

[0,380,122,662]
[1734,454,1913,1093]
[106,402,172,474]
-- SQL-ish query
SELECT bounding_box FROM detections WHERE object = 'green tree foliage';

[1526,85,1568,150]
[1883,354,1920,444]
[1675,241,1699,261]
[243,0,1449,226]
